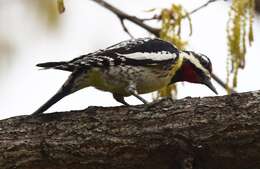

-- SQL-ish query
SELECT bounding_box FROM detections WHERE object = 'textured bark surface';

[1,91,260,169]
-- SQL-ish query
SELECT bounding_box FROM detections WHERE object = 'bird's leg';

[146,96,169,108]
[127,82,149,110]
[128,83,148,105]
[113,94,130,106]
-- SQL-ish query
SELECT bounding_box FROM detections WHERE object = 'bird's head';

[171,51,218,94]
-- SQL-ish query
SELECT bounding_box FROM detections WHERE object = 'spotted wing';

[37,38,179,71]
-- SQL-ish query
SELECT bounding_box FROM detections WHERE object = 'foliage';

[159,4,192,50]
[0,0,62,71]
[156,0,255,97]
[226,0,255,92]
[157,4,192,98]
[57,0,66,14]
[23,0,63,30]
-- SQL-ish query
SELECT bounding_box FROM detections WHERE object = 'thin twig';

[141,0,224,21]
[180,0,225,19]
[140,17,157,22]
[118,16,134,38]
[141,15,160,22]
[90,0,235,93]
[189,0,219,15]
[91,0,160,36]
[211,73,237,93]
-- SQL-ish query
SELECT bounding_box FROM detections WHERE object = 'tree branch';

[188,0,225,16]
[1,90,260,169]
[90,0,235,93]
[212,73,236,93]
[118,17,134,38]
[91,0,160,36]
[140,0,225,21]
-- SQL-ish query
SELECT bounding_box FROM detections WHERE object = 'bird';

[32,37,217,115]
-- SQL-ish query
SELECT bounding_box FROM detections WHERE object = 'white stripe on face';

[120,51,177,61]
[180,51,210,77]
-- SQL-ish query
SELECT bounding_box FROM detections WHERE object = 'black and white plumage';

[33,37,217,115]
[38,38,179,71]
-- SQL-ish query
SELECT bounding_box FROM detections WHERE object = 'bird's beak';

[203,78,218,95]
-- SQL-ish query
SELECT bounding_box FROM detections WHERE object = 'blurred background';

[0,0,259,119]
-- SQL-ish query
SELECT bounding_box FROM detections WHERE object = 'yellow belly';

[87,66,171,96]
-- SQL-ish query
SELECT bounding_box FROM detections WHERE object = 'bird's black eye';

[198,54,212,73]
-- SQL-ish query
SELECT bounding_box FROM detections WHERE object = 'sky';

[0,0,259,119]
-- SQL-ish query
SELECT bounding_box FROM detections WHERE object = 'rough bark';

[1,91,260,169]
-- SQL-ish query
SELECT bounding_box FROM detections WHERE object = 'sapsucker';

[32,37,217,115]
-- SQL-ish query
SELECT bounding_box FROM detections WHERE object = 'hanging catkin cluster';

[158,4,192,98]
[226,0,255,92]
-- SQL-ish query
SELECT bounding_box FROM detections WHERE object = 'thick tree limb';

[1,90,260,169]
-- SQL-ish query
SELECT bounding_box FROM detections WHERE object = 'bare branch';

[188,0,225,16]
[91,0,160,36]
[139,12,162,22]
[140,0,225,21]
[211,73,237,93]
[118,17,134,38]
[140,15,160,22]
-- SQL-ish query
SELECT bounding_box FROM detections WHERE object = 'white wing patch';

[107,41,131,50]
[181,51,210,76]
[120,51,177,61]
[106,38,153,50]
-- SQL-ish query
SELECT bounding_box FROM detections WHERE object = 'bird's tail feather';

[32,69,85,115]
[36,61,75,71]
[36,61,67,69]
[32,89,69,115]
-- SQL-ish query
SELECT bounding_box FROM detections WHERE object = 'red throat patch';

[182,63,199,83]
